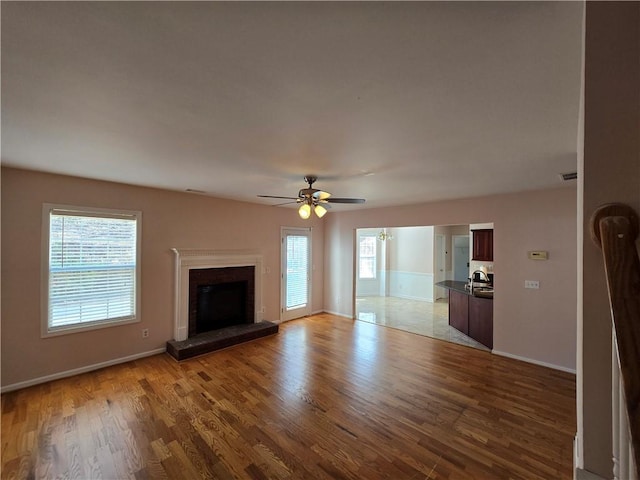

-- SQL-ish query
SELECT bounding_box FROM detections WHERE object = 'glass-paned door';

[281,228,311,321]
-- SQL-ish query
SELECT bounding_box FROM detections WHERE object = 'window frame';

[41,203,142,338]
[358,234,377,280]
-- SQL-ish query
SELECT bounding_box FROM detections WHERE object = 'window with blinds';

[285,235,308,310]
[359,235,377,279]
[42,204,142,336]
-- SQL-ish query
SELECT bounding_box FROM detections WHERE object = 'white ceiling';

[1,2,583,210]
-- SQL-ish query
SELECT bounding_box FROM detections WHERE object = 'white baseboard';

[322,310,354,319]
[276,310,331,324]
[492,349,576,374]
[1,347,167,394]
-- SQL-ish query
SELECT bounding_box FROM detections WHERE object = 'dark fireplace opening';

[189,266,255,337]
[196,281,247,333]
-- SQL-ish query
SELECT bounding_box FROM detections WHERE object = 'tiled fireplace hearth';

[166,249,278,360]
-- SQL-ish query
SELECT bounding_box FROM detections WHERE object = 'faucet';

[472,270,490,282]
[469,270,490,293]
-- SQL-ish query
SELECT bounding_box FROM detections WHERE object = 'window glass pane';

[359,258,375,279]
[286,235,308,309]
[359,236,377,279]
[48,211,138,329]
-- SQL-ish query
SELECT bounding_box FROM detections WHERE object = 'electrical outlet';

[524,280,540,289]
[142,328,149,338]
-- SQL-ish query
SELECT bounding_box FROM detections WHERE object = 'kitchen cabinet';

[469,295,493,349]
[449,289,469,335]
[472,229,493,261]
[440,281,493,350]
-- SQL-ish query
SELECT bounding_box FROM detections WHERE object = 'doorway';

[452,235,470,282]
[354,225,489,351]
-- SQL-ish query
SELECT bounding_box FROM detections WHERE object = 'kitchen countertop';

[436,280,493,299]
[436,280,469,294]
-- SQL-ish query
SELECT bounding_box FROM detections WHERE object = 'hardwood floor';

[1,314,576,479]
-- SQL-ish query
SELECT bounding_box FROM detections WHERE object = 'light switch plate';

[525,280,540,289]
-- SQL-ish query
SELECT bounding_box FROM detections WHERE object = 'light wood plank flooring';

[1,314,576,479]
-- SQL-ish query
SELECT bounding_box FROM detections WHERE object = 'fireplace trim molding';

[171,248,263,341]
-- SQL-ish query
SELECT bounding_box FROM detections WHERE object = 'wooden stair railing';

[590,203,640,480]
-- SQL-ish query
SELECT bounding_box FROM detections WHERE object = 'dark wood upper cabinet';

[472,229,493,261]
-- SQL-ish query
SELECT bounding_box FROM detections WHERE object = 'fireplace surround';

[172,249,263,342]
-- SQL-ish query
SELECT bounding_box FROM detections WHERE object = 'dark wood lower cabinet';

[468,296,493,349]
[448,289,493,349]
[448,290,469,335]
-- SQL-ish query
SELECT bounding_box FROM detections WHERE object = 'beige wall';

[388,226,434,274]
[578,2,640,477]
[324,186,578,371]
[1,167,324,388]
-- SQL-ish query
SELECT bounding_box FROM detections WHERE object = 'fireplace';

[171,249,264,342]
[168,249,278,361]
[189,266,254,336]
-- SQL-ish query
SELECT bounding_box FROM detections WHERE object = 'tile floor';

[355,296,489,351]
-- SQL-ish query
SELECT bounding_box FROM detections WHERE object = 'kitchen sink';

[473,287,494,299]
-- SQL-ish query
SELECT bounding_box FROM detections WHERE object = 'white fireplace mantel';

[171,248,264,341]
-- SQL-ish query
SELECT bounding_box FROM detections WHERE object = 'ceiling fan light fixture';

[259,176,365,219]
[298,203,311,219]
[315,191,331,201]
[314,204,327,218]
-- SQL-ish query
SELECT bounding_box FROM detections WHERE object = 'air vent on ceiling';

[185,188,206,194]
[560,172,578,181]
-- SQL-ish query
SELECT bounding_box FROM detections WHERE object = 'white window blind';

[286,235,308,310]
[44,206,140,333]
[359,235,377,279]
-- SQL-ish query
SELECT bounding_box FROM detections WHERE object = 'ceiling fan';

[258,175,366,219]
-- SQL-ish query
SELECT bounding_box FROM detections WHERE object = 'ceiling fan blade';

[261,177,365,213]
[257,195,299,200]
[312,190,331,200]
[326,198,366,204]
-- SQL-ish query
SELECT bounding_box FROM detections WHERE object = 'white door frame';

[281,227,312,322]
[434,234,446,300]
[355,229,381,297]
